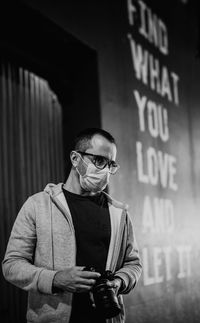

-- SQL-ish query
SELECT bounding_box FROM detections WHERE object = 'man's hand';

[106,277,123,295]
[52,266,101,293]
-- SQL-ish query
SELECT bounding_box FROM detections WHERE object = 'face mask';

[76,155,110,193]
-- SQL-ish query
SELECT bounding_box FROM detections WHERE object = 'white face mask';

[76,155,110,193]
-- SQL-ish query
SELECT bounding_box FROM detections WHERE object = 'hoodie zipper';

[110,210,127,272]
[51,195,75,233]
[50,195,77,266]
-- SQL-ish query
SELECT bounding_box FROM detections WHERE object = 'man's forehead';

[90,134,113,148]
[88,134,117,159]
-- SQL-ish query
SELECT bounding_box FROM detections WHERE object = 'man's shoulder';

[28,183,63,203]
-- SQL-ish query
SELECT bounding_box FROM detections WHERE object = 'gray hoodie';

[2,183,142,323]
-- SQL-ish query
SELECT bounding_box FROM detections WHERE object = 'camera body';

[84,267,121,319]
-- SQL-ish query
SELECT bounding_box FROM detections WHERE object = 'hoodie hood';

[44,182,63,197]
[44,183,129,211]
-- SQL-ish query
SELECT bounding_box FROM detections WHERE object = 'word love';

[136,141,178,191]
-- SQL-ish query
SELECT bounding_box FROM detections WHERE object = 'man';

[2,127,142,323]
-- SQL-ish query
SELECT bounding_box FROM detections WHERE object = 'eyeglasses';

[76,151,120,174]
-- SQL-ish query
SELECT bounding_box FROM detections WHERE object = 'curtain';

[0,59,64,323]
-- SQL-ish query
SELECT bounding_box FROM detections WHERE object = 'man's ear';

[70,151,80,167]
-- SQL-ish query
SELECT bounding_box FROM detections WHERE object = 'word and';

[142,195,174,233]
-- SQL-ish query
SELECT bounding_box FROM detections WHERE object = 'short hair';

[73,127,116,152]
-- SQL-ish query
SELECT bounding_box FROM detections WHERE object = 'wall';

[13,0,200,322]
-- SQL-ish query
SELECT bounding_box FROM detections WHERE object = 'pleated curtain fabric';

[0,59,64,323]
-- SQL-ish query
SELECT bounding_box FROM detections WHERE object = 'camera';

[84,267,122,319]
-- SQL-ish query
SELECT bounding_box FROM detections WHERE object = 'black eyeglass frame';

[76,151,120,174]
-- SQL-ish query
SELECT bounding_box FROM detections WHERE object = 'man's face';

[76,134,117,177]
[69,134,117,194]
[70,134,117,193]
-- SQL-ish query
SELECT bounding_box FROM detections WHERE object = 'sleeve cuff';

[37,269,57,294]
[114,271,136,293]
